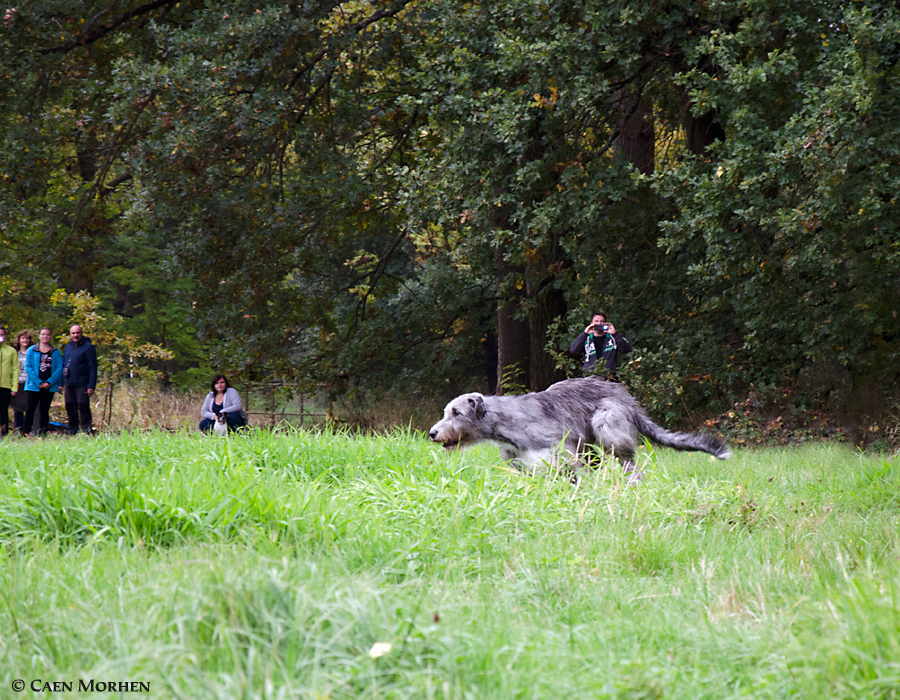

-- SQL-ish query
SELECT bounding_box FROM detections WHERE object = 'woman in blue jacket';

[24,327,63,436]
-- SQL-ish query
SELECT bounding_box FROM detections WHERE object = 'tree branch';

[42,0,179,54]
[285,1,414,91]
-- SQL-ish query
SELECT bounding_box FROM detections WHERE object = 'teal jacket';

[24,345,64,392]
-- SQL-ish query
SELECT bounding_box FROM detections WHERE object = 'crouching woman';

[199,374,247,433]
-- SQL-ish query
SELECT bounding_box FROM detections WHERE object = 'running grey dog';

[428,376,729,480]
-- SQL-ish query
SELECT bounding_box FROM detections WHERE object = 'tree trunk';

[70,125,102,293]
[615,90,656,175]
[615,85,655,175]
[683,109,725,156]
[482,325,499,395]
[495,248,531,394]
[528,284,567,391]
[673,81,725,156]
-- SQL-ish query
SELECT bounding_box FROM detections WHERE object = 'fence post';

[270,385,276,428]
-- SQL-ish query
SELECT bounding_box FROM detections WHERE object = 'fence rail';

[243,387,333,427]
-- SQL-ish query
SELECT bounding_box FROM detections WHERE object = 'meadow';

[0,429,898,699]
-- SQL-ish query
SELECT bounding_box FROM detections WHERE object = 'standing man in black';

[570,312,632,380]
[61,325,98,435]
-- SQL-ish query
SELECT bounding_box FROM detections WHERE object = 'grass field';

[0,429,898,699]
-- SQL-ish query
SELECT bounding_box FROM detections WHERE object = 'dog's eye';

[451,409,459,417]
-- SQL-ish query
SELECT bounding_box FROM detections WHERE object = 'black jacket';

[62,336,98,389]
[570,331,631,373]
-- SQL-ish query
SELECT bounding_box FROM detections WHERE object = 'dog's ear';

[468,395,486,420]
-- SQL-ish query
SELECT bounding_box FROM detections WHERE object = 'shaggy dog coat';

[429,376,728,477]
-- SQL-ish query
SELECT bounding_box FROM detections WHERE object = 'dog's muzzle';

[428,425,459,449]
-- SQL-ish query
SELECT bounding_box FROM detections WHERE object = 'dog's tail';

[636,413,730,459]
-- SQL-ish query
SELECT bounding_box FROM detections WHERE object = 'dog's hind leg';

[590,407,642,483]
[552,450,591,485]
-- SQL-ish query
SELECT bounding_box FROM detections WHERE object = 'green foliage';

[499,362,528,395]
[51,289,172,384]
[657,1,900,391]
[1,0,899,413]
[95,227,211,388]
[104,0,494,393]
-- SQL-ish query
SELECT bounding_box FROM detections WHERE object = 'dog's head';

[428,393,486,450]
[213,416,228,436]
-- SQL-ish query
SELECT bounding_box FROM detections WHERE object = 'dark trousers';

[199,411,246,433]
[0,387,10,434]
[64,386,93,434]
[24,389,54,436]
[12,382,27,433]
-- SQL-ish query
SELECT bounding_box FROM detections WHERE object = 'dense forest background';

[2,0,899,434]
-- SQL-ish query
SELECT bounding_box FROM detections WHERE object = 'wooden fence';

[242,386,332,427]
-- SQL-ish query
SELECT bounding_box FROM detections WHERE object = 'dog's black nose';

[428,429,438,440]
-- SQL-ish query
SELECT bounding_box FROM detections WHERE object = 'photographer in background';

[570,313,632,380]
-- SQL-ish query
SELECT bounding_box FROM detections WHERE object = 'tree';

[3,0,898,420]
[658,1,900,407]
[112,0,495,394]
[405,0,712,391]
[2,0,495,396]
[406,0,900,414]
[0,0,214,376]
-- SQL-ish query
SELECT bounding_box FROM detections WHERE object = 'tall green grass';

[0,429,897,698]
